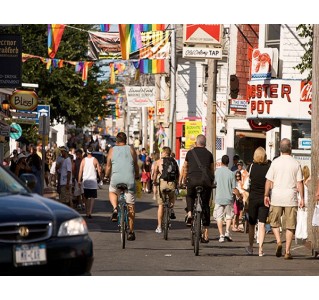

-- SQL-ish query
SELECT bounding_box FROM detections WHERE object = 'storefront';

[247,79,311,168]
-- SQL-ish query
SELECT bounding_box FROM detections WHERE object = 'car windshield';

[0,166,29,195]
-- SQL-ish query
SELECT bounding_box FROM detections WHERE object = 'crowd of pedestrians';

[4,132,311,259]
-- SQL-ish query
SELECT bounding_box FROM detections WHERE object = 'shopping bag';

[295,207,307,240]
[312,204,319,226]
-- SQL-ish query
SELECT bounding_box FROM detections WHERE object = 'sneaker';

[170,209,176,219]
[284,252,293,260]
[155,227,162,233]
[111,209,118,222]
[245,246,254,255]
[225,231,233,242]
[219,235,225,243]
[185,215,192,226]
[127,232,136,241]
[275,243,282,257]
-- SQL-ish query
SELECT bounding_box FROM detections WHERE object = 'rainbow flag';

[100,24,110,32]
[119,24,142,60]
[139,59,166,74]
[140,24,166,32]
[48,24,65,59]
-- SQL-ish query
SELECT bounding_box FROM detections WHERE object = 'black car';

[0,166,94,275]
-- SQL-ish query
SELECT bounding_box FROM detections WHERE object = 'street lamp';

[1,99,10,111]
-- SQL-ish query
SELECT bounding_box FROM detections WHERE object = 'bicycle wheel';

[163,202,170,240]
[120,205,126,249]
[194,211,201,256]
[190,219,195,246]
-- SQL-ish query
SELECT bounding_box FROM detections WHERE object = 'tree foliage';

[0,24,112,128]
[295,24,313,81]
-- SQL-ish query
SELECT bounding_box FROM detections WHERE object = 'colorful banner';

[48,24,65,59]
[88,30,170,60]
[140,24,166,32]
[100,24,110,32]
[88,31,121,60]
[119,24,142,60]
[138,59,168,74]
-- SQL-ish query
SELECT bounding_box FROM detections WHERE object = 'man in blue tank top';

[105,132,140,241]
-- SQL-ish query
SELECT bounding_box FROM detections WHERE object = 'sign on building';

[183,24,223,45]
[0,34,22,88]
[125,86,155,107]
[182,46,222,59]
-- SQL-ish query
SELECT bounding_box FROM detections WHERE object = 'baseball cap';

[237,160,244,166]
[59,146,69,152]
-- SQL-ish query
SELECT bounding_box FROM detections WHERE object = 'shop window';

[265,24,281,52]
[291,122,311,150]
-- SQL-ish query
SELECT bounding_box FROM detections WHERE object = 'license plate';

[14,244,47,267]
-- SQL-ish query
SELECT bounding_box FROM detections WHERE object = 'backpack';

[160,157,178,182]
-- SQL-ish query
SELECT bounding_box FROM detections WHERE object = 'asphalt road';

[83,184,319,277]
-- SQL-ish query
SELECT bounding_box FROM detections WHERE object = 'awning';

[235,131,266,139]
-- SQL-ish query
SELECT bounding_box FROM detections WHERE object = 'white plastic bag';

[312,205,319,226]
[295,207,307,240]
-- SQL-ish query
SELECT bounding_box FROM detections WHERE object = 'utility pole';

[309,24,319,253]
[206,59,218,162]
[168,24,176,150]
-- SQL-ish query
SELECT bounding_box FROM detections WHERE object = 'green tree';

[0,24,112,127]
[295,24,313,81]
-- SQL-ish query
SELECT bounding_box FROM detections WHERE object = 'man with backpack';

[152,146,179,233]
[179,134,214,243]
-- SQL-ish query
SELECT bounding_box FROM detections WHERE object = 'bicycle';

[116,183,128,249]
[191,185,203,256]
[162,188,173,240]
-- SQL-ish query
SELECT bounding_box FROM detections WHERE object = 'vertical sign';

[0,34,22,88]
[185,120,202,149]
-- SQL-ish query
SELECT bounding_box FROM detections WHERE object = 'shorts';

[268,205,297,230]
[213,203,234,221]
[248,198,269,225]
[74,179,84,197]
[109,184,135,204]
[84,188,97,199]
[60,185,72,205]
[156,180,176,206]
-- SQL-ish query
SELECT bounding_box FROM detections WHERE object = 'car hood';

[0,193,80,224]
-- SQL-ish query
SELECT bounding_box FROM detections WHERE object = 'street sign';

[36,105,50,124]
[10,123,22,140]
[183,24,223,45]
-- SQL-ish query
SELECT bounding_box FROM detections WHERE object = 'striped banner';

[140,24,166,32]
[139,59,168,74]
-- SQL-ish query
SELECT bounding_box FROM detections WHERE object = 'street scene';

[1,3,319,299]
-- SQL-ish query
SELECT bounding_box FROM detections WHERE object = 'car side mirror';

[19,173,38,192]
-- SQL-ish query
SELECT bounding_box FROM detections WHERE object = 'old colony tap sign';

[246,79,311,121]
[9,90,38,111]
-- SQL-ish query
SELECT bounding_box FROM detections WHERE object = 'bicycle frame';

[191,186,203,256]
[162,188,172,240]
[116,183,128,249]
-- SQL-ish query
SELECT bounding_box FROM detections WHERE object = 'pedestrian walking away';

[214,154,241,243]
[264,138,304,260]
[244,147,271,257]
[78,146,102,218]
[105,132,140,241]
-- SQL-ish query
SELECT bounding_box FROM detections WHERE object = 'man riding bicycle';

[179,134,214,243]
[105,132,140,241]
[152,146,179,233]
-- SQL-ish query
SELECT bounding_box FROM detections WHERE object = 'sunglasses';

[236,175,241,178]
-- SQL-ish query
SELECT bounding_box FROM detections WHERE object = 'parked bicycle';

[162,188,173,240]
[191,185,203,256]
[116,183,128,249]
